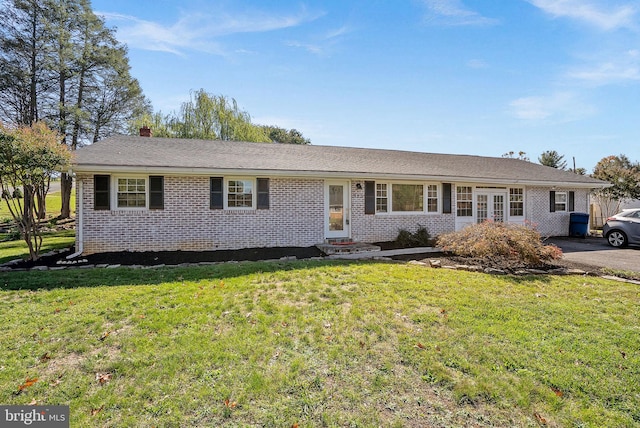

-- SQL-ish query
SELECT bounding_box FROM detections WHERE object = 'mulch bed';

[5,241,602,275]
[7,246,326,269]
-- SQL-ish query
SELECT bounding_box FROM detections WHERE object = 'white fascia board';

[71,165,610,189]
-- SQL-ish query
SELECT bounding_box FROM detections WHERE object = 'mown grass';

[1,187,76,263]
[0,230,75,264]
[1,261,638,427]
[0,186,75,222]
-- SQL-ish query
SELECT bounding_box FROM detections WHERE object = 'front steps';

[316,239,381,255]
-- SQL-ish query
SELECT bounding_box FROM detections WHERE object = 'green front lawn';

[1,262,638,427]
[0,188,75,222]
[0,230,75,264]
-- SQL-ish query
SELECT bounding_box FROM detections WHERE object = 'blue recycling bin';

[569,212,589,238]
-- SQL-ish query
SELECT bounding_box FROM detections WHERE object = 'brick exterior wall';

[78,175,325,254]
[525,187,591,237]
[350,181,454,242]
[76,175,592,254]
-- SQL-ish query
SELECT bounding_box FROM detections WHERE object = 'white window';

[426,184,438,213]
[225,178,255,209]
[509,188,524,217]
[554,191,568,212]
[456,186,473,217]
[376,183,388,213]
[116,177,147,208]
[374,182,439,214]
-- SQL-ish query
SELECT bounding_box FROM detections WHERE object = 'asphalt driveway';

[548,236,640,273]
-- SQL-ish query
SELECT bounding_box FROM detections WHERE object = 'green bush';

[436,221,562,266]
[395,224,432,247]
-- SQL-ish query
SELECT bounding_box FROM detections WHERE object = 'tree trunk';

[60,173,73,219]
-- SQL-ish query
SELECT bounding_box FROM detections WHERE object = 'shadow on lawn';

[0,256,556,292]
[0,258,358,291]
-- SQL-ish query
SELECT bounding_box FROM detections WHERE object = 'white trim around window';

[374,181,440,214]
[113,175,148,210]
[554,191,568,212]
[224,177,256,210]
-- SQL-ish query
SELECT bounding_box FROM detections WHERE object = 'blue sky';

[91,0,640,172]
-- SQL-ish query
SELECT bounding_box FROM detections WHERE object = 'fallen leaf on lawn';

[281,322,289,327]
[99,331,110,341]
[28,399,37,405]
[95,373,112,384]
[620,350,627,359]
[138,314,145,319]
[359,341,366,349]
[18,377,38,392]
[415,342,426,350]
[551,387,563,397]
[91,405,104,416]
[54,308,61,313]
[291,424,299,428]
[534,411,547,424]
[219,281,224,287]
[39,352,51,362]
[223,399,237,408]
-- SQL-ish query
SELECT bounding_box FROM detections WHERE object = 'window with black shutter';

[210,177,223,209]
[94,175,110,210]
[149,176,164,209]
[364,181,375,214]
[549,191,556,212]
[257,178,269,209]
[568,191,575,212]
[442,183,452,214]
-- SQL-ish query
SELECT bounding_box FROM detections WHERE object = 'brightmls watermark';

[1,406,69,427]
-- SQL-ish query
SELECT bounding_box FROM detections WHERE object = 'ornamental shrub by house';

[436,221,562,267]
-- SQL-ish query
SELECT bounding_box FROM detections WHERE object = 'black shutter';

[257,178,269,209]
[442,183,452,214]
[568,191,575,212]
[364,181,375,214]
[549,191,556,212]
[94,175,110,210]
[149,176,164,209]
[210,177,223,209]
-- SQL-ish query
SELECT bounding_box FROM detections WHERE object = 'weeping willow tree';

[0,122,71,261]
[130,90,269,142]
[129,89,310,144]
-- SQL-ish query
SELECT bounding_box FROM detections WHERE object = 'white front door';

[325,181,350,239]
[476,191,507,223]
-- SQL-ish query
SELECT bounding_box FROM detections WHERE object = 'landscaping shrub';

[436,221,562,266]
[395,224,432,247]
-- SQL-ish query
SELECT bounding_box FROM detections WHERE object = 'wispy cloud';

[509,92,596,122]
[421,0,498,26]
[97,7,323,55]
[286,25,352,56]
[528,0,638,30]
[567,49,640,84]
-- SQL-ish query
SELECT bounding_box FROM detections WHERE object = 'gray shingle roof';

[73,135,608,188]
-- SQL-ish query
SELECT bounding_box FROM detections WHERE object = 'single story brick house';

[70,133,609,255]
